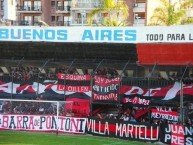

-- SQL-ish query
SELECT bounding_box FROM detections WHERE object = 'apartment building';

[0,0,146,26]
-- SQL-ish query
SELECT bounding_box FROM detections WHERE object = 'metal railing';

[17,6,42,12]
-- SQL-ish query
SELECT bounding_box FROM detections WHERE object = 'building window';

[51,1,55,7]
[64,16,71,26]
[1,1,3,10]
[34,1,41,11]
[57,16,62,21]
[51,16,55,21]
[57,1,61,7]
[34,16,41,25]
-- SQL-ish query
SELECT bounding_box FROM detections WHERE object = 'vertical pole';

[63,60,75,99]
[179,64,189,124]
[56,101,59,135]
[11,57,24,99]
[147,63,157,123]
[118,61,129,115]
[37,59,49,98]
[180,80,184,124]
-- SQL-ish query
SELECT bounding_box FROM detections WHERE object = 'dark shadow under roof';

[0,41,137,62]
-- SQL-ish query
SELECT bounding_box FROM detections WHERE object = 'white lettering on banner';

[87,118,159,141]
[151,108,178,121]
[87,119,109,135]
[156,107,172,112]
[165,125,193,135]
[151,113,178,121]
[115,123,159,140]
[57,85,90,92]
[94,76,120,84]
[58,74,90,81]
[93,84,118,92]
[0,115,86,133]
[124,97,150,106]
[164,124,193,145]
[93,93,118,101]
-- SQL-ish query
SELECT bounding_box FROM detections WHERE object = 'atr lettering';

[82,29,136,42]
[0,28,68,41]
[167,34,185,41]
[146,34,163,41]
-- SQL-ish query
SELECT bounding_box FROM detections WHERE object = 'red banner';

[137,43,193,65]
[57,73,91,81]
[65,98,90,117]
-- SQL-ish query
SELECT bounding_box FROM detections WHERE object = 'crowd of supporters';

[0,65,193,81]
[0,65,193,125]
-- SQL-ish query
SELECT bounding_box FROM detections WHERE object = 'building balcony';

[17,6,42,13]
[56,6,71,13]
[133,18,145,26]
[71,2,102,10]
[56,21,71,26]
[133,3,145,13]
[13,20,40,26]
[71,17,87,26]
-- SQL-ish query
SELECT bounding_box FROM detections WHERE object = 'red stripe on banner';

[16,84,36,93]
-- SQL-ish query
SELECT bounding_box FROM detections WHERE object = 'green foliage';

[149,0,193,26]
[87,0,129,26]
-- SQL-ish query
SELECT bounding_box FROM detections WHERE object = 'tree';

[87,0,129,26]
[149,0,193,26]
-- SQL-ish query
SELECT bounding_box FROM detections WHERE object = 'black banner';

[160,123,193,145]
[92,76,120,104]
[86,117,159,142]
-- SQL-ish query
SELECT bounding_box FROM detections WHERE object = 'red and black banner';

[57,74,91,116]
[92,76,120,104]
[159,123,193,145]
[65,98,90,117]
[86,117,159,142]
[151,107,178,122]
[120,82,193,104]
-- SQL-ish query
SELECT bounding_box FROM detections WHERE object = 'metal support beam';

[11,57,24,99]
[92,59,104,76]
[37,59,50,97]
[179,64,189,124]
[147,63,157,123]
[63,59,76,98]
[118,60,129,103]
